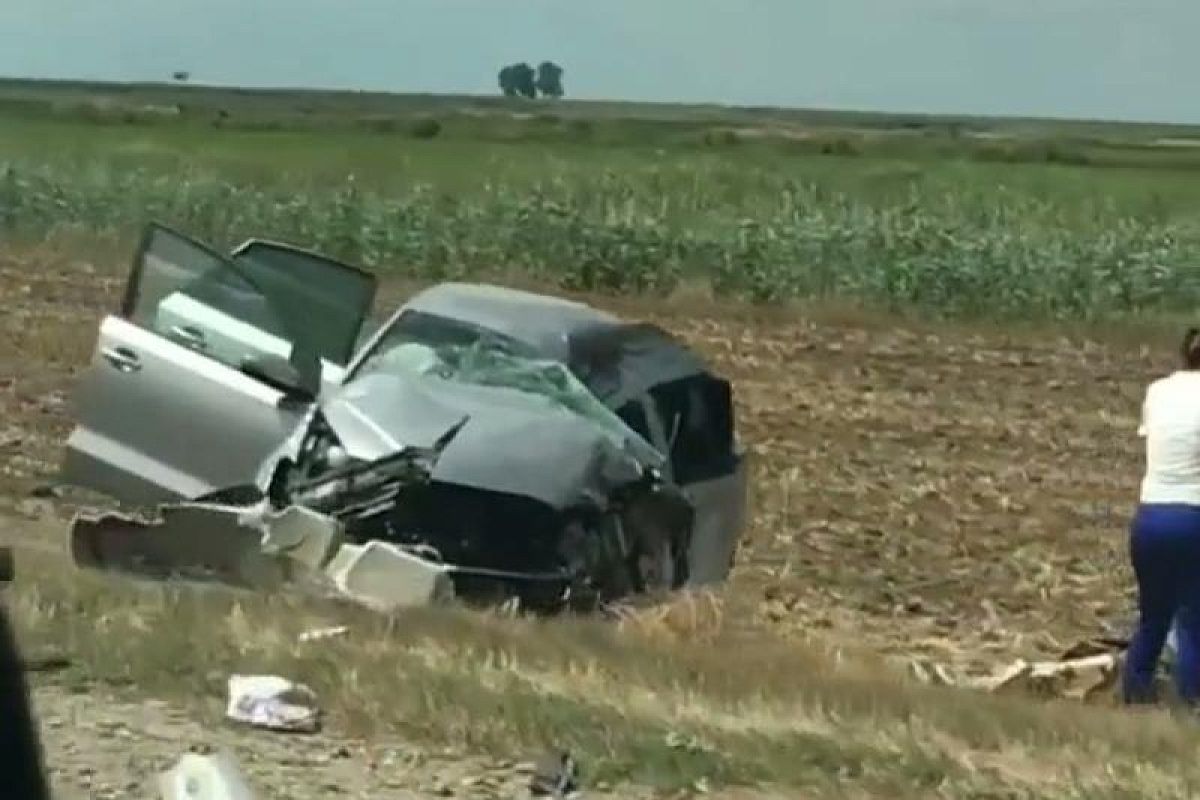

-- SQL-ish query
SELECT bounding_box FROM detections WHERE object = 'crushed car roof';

[397,282,716,408]
[401,282,620,360]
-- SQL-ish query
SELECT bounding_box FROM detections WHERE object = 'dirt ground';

[0,247,1165,794]
[28,680,577,800]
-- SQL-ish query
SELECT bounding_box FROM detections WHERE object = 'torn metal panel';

[69,498,462,612]
[69,504,293,589]
[70,501,341,590]
[272,430,447,520]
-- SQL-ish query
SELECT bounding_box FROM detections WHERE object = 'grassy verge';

[6,543,1200,798]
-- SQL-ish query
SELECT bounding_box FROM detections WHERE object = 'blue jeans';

[1122,502,1200,704]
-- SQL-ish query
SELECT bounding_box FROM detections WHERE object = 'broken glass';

[368,337,658,456]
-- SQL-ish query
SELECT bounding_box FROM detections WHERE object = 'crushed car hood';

[321,371,664,511]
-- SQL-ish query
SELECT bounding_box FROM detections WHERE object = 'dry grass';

[6,541,1200,798]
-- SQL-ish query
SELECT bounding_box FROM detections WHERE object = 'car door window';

[121,224,296,374]
[229,241,377,367]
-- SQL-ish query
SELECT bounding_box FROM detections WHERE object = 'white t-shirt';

[1139,370,1200,505]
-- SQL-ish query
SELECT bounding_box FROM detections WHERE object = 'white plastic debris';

[158,751,256,800]
[257,506,345,571]
[297,625,350,644]
[324,540,455,612]
[225,675,321,733]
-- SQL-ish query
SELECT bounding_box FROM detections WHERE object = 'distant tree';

[535,62,565,99]
[172,70,190,82]
[498,63,536,99]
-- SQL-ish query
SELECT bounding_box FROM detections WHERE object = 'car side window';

[121,224,294,373]
[647,375,737,484]
[230,242,376,368]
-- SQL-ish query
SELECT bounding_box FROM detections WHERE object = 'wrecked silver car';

[60,223,748,609]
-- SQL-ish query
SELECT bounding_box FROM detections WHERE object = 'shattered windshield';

[353,310,659,454]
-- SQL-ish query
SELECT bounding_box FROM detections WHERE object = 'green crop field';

[3,78,1200,321]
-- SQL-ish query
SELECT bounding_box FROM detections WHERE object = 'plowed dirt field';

[0,248,1157,673]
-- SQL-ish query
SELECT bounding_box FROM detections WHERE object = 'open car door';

[60,224,377,506]
[228,237,378,392]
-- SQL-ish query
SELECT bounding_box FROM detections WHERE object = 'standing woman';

[1122,327,1200,704]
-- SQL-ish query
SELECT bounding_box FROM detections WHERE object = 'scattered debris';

[15,497,54,521]
[68,499,460,612]
[529,750,579,798]
[1060,636,1128,660]
[158,750,256,800]
[665,731,713,755]
[297,625,350,644]
[910,637,1124,703]
[325,539,455,611]
[965,653,1119,701]
[256,505,345,572]
[225,675,321,734]
[907,659,958,687]
[69,504,295,590]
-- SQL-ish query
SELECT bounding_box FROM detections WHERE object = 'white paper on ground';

[225,674,321,733]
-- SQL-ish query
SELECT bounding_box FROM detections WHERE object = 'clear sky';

[1,0,1194,123]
